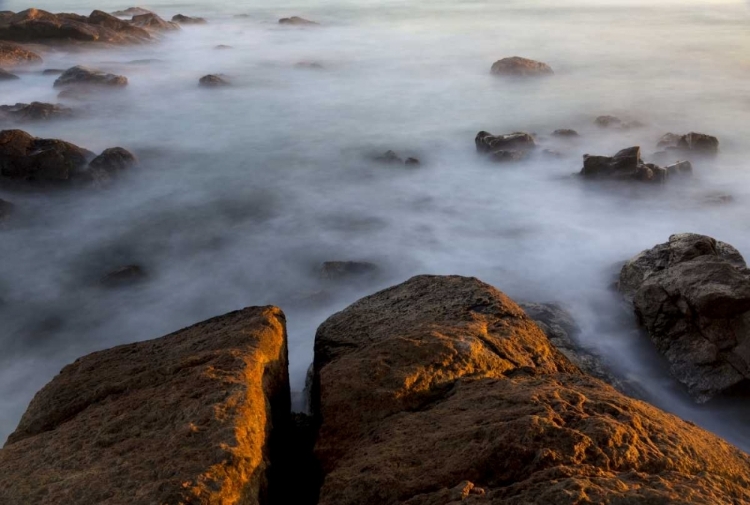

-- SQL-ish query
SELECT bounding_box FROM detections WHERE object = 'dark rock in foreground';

[279,16,319,26]
[0,102,73,121]
[199,74,229,87]
[0,129,92,183]
[475,130,535,162]
[53,65,128,88]
[0,41,42,67]
[312,275,750,504]
[172,14,207,25]
[0,306,290,505]
[490,56,553,77]
[0,68,18,80]
[619,233,750,403]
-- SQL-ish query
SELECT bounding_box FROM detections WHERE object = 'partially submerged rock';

[199,74,229,87]
[490,56,553,77]
[552,128,579,137]
[53,65,128,88]
[111,7,152,17]
[0,41,42,67]
[312,275,750,504]
[0,198,13,220]
[372,150,419,166]
[0,68,18,80]
[0,129,92,184]
[595,115,644,129]
[214,44,232,50]
[131,12,180,31]
[658,132,719,155]
[0,306,291,505]
[87,147,137,183]
[172,14,207,25]
[580,146,690,183]
[320,261,379,283]
[100,264,146,287]
[619,234,750,403]
[475,130,535,162]
[279,16,319,26]
[0,102,73,121]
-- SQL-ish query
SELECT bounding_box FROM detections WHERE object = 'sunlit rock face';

[0,306,290,505]
[312,275,750,505]
[620,234,750,403]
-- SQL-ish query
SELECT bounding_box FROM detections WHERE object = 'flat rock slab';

[312,275,750,505]
[0,305,290,505]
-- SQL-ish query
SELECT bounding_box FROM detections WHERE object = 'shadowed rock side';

[312,275,750,505]
[0,305,291,505]
[619,233,750,403]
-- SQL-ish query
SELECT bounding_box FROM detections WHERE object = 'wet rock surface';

[490,56,553,76]
[580,146,691,183]
[312,275,750,505]
[0,129,92,184]
[475,130,535,162]
[53,65,128,88]
[619,233,750,403]
[0,306,291,505]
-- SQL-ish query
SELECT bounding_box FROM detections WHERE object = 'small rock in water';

[405,157,420,165]
[111,7,153,17]
[295,61,324,70]
[701,192,734,206]
[374,150,403,164]
[580,146,678,183]
[320,261,379,282]
[89,147,137,173]
[42,68,65,75]
[279,16,319,26]
[658,131,719,155]
[475,130,535,163]
[100,264,147,287]
[594,115,644,129]
[552,128,579,137]
[234,14,251,19]
[199,74,230,87]
[53,66,128,88]
[0,198,14,221]
[490,56,553,77]
[214,45,233,50]
[0,68,19,80]
[665,160,693,177]
[0,102,73,121]
[172,14,207,25]
[657,132,683,148]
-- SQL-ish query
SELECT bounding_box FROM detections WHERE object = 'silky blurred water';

[2,0,750,448]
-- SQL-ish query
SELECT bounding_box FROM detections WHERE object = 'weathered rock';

[552,128,579,137]
[111,7,153,17]
[87,10,151,40]
[0,129,92,184]
[279,16,319,26]
[475,130,535,162]
[619,234,750,403]
[0,102,73,121]
[53,65,128,88]
[320,261,379,283]
[0,306,290,505]
[131,12,180,31]
[0,68,18,80]
[581,146,674,183]
[490,56,553,77]
[172,14,207,25]
[199,74,229,87]
[100,264,146,287]
[312,275,750,505]
[658,132,720,155]
[89,147,137,172]
[0,41,42,67]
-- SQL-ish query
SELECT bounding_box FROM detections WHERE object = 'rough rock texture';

[0,41,42,66]
[0,68,18,80]
[200,74,229,87]
[173,14,207,25]
[131,12,180,31]
[658,132,720,155]
[279,16,319,26]
[0,101,73,121]
[53,65,128,88]
[0,8,152,44]
[579,146,688,183]
[475,130,535,162]
[0,306,291,505]
[490,56,553,77]
[0,129,92,183]
[312,275,750,505]
[619,233,750,402]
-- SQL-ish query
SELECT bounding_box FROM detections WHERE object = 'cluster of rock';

[372,150,420,165]
[54,65,127,88]
[0,129,136,186]
[580,145,692,183]
[619,233,750,403]
[475,130,536,162]
[3,275,749,504]
[656,131,720,156]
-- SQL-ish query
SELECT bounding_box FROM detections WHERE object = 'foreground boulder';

[580,146,691,183]
[0,102,73,121]
[312,275,750,504]
[0,41,42,66]
[619,234,750,402]
[53,65,128,88]
[475,130,535,162]
[490,56,553,77]
[0,306,290,504]
[657,132,719,155]
[0,129,92,183]
[0,8,152,44]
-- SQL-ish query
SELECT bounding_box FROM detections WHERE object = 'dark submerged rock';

[89,147,137,172]
[172,14,207,25]
[0,68,18,80]
[100,264,146,287]
[214,44,232,50]
[0,129,92,184]
[199,74,229,87]
[279,16,319,26]
[490,56,553,77]
[658,132,719,155]
[0,198,13,220]
[619,233,750,402]
[53,65,128,88]
[0,102,73,121]
[580,146,685,183]
[320,261,379,283]
[475,130,535,162]
[42,68,64,75]
[552,128,579,137]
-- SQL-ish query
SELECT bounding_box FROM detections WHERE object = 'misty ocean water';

[2,0,750,448]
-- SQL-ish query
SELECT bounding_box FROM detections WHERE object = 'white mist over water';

[2,0,750,447]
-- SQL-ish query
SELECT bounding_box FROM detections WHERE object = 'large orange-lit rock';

[0,305,290,505]
[312,275,750,505]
